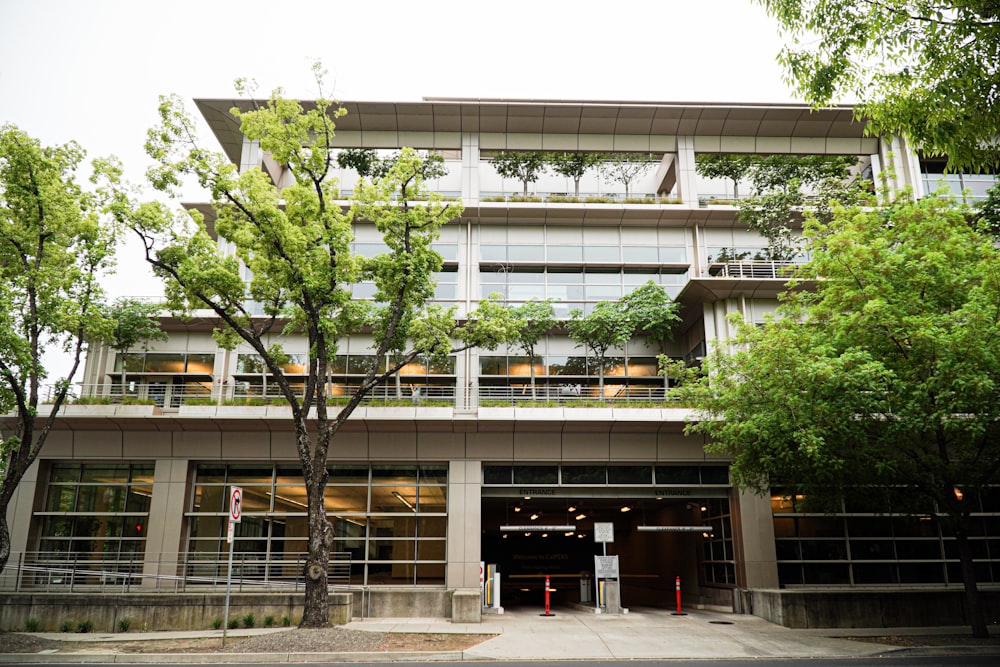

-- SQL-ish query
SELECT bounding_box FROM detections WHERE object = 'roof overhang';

[195,97,870,167]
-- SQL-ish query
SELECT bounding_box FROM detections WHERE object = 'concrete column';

[461,132,480,205]
[675,136,699,205]
[5,460,41,555]
[736,489,779,589]
[879,136,922,200]
[445,460,482,591]
[141,458,190,586]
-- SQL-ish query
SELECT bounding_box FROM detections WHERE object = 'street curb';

[0,651,468,663]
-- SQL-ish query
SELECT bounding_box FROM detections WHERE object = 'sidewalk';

[2,606,998,662]
[356,607,999,660]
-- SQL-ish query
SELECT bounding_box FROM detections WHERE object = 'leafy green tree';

[510,300,557,399]
[759,0,1000,171]
[0,125,119,573]
[105,298,167,398]
[549,152,604,197]
[338,148,446,182]
[111,69,520,627]
[698,153,864,260]
[619,282,681,388]
[687,196,1000,637]
[975,183,1000,239]
[695,153,756,199]
[567,302,633,398]
[336,148,381,178]
[491,151,548,196]
[600,153,655,198]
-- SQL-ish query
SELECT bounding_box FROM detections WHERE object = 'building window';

[234,353,457,403]
[771,488,1000,586]
[34,463,154,576]
[702,498,736,586]
[187,463,448,586]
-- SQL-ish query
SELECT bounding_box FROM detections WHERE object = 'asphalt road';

[7,659,1000,667]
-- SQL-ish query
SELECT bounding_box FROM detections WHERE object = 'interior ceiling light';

[620,505,631,513]
[575,513,587,520]
[391,490,416,512]
[542,533,548,538]
[530,513,540,520]
[524,496,531,500]
[567,505,576,512]
[564,531,574,536]
[513,506,522,512]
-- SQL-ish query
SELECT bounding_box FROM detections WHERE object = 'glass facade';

[772,489,1000,586]
[187,463,448,585]
[481,267,688,315]
[35,463,154,570]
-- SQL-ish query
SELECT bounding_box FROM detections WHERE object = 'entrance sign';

[594,555,620,578]
[637,525,712,532]
[500,525,575,532]
[594,522,614,543]
[229,486,243,523]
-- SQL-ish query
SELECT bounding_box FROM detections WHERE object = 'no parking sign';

[230,486,242,523]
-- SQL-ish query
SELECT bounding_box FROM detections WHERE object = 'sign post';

[593,522,615,607]
[222,486,242,647]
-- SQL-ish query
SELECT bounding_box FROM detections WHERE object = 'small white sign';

[227,520,235,544]
[594,522,614,543]
[479,561,485,593]
[594,555,620,578]
[230,486,243,523]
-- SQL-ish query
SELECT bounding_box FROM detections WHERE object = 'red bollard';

[540,575,556,616]
[671,575,687,616]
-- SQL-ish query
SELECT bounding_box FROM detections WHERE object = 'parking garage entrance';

[481,464,737,610]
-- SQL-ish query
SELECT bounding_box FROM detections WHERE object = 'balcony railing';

[477,384,677,406]
[38,381,684,412]
[707,261,798,279]
[479,191,678,204]
[0,551,364,606]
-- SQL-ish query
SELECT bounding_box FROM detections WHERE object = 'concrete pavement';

[355,607,995,660]
[2,605,998,662]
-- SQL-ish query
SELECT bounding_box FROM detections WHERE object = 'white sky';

[0,0,797,380]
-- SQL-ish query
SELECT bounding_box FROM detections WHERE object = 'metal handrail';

[0,551,368,614]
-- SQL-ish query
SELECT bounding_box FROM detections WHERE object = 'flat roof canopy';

[195,97,869,166]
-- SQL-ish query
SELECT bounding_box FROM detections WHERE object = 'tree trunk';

[522,180,528,197]
[0,502,11,574]
[529,354,537,400]
[953,526,988,637]
[300,460,333,627]
[574,178,581,198]
[598,356,605,401]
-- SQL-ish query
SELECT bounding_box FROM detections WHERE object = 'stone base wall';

[748,588,1000,628]
[0,592,353,632]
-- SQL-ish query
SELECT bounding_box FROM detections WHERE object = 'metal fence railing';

[43,381,684,411]
[707,261,798,279]
[476,384,677,406]
[0,550,368,613]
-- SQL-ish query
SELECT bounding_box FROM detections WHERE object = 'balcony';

[44,381,688,414]
[708,261,798,280]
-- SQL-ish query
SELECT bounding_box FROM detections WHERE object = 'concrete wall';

[748,588,1000,628]
[0,592,352,632]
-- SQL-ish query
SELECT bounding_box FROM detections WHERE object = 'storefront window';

[187,463,447,586]
[34,463,154,575]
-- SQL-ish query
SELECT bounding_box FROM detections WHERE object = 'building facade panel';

[7,97,997,624]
